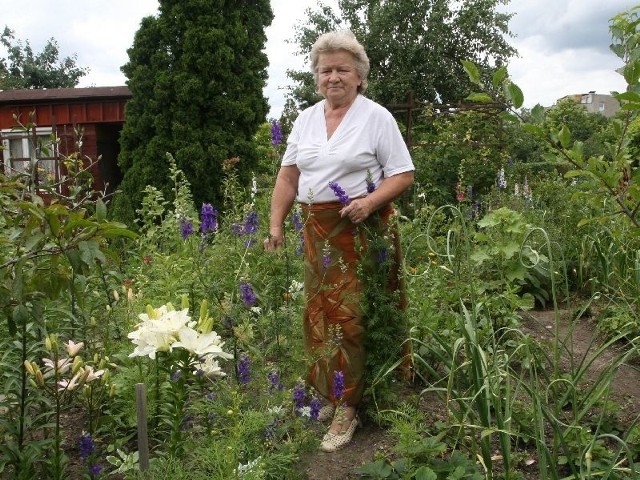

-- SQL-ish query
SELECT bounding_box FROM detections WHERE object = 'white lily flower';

[65,340,84,357]
[174,327,233,359]
[42,357,72,375]
[194,355,226,378]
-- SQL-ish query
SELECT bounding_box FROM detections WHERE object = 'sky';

[0,0,637,118]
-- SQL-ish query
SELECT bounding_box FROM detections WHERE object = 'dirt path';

[520,309,640,416]
[299,309,640,479]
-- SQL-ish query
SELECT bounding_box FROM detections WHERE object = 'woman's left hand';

[340,198,373,224]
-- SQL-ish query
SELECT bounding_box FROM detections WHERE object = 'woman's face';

[316,50,362,107]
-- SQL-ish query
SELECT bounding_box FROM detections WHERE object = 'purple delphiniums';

[79,432,95,462]
[200,203,218,233]
[238,354,251,386]
[333,370,345,401]
[310,396,322,421]
[293,381,306,413]
[328,181,350,205]
[291,211,303,232]
[243,211,259,235]
[89,464,102,476]
[268,370,284,394]
[240,282,257,307]
[179,218,194,240]
[365,170,376,194]
[271,120,283,146]
[322,254,331,270]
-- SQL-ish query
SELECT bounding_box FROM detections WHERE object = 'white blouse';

[281,95,415,204]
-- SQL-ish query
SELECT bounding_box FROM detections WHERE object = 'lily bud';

[181,294,189,310]
[146,304,157,319]
[109,384,117,397]
[127,288,134,301]
[35,370,45,387]
[24,360,35,375]
[72,356,84,374]
[113,289,120,302]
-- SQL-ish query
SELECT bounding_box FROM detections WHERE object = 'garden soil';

[300,309,640,479]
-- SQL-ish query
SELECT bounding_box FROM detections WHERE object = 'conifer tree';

[115,0,273,225]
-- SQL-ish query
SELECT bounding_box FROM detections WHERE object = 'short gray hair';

[310,30,370,93]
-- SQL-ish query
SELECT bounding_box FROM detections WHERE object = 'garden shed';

[0,86,131,195]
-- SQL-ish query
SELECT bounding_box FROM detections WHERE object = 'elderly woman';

[264,30,414,452]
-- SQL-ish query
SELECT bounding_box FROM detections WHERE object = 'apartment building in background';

[557,91,620,118]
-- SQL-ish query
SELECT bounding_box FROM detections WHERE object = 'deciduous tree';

[0,26,88,89]
[287,0,516,108]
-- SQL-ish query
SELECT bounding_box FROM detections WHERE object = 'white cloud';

[0,0,636,115]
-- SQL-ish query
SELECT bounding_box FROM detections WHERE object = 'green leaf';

[504,81,524,109]
[466,92,494,103]
[78,240,106,265]
[461,60,481,85]
[96,198,107,222]
[624,60,640,85]
[11,305,29,336]
[614,91,640,103]
[491,66,507,88]
[530,104,546,123]
[24,232,44,252]
[522,124,546,137]
[414,466,437,480]
[558,125,572,148]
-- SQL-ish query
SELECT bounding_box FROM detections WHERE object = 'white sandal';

[319,415,359,452]
[317,404,336,422]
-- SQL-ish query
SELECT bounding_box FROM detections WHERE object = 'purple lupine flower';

[293,381,306,412]
[179,218,194,240]
[79,433,95,462]
[310,396,322,421]
[240,282,257,307]
[243,211,259,235]
[365,169,376,194]
[200,203,218,233]
[322,254,331,270]
[366,180,376,194]
[333,370,345,400]
[291,211,303,232]
[328,181,350,205]
[271,120,283,146]
[171,369,182,382]
[89,464,102,476]
[238,354,251,386]
[268,370,284,393]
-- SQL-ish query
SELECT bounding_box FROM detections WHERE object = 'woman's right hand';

[264,226,285,251]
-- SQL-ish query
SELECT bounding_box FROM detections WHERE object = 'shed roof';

[0,86,131,104]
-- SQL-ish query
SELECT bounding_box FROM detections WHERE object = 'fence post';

[135,383,150,471]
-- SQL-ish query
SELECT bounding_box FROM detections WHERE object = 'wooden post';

[135,383,150,471]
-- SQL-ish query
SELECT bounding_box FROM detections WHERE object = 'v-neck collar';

[322,95,362,143]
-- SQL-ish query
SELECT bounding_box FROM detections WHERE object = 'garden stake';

[136,383,150,471]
